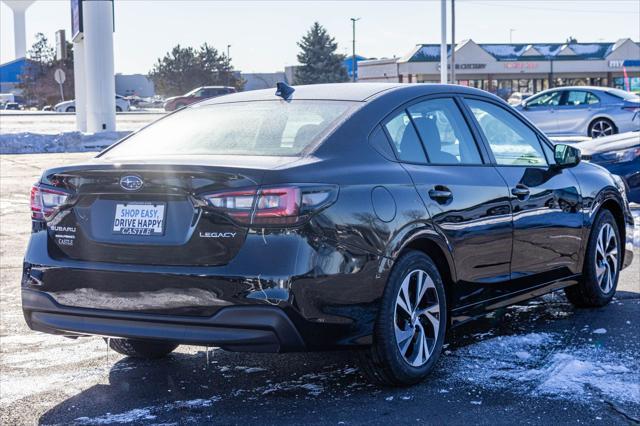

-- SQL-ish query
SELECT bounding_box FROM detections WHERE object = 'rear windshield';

[103,100,356,157]
[606,88,640,101]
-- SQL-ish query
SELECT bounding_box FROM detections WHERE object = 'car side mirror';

[553,144,581,168]
[521,100,529,109]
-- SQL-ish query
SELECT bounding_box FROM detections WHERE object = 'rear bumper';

[22,288,306,352]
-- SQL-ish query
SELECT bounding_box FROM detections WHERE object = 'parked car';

[3,102,20,110]
[22,83,634,386]
[516,86,640,138]
[569,131,640,203]
[55,95,131,112]
[163,86,236,111]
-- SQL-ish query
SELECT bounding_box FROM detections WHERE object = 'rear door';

[555,90,601,135]
[382,96,513,306]
[463,97,583,283]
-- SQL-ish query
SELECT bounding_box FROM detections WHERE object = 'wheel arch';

[588,116,618,134]
[586,190,627,269]
[391,232,458,315]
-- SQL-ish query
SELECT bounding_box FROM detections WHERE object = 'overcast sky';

[1,0,639,74]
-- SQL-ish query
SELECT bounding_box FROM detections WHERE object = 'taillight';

[622,106,640,113]
[201,185,337,226]
[30,184,69,220]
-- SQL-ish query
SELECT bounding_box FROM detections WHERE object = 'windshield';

[606,88,640,101]
[103,100,356,158]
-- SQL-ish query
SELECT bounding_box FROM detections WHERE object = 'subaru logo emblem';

[119,175,143,191]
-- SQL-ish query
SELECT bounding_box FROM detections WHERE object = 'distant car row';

[516,86,639,138]
[54,95,131,113]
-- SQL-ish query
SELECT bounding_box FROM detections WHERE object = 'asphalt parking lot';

[1,153,639,425]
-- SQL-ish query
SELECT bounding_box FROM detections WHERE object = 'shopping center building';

[358,38,640,98]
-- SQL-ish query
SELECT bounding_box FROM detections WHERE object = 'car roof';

[199,82,497,104]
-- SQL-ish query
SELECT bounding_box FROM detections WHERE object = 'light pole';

[440,0,447,84]
[350,18,360,82]
[450,0,456,85]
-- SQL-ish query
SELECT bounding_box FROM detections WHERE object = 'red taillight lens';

[202,185,337,226]
[30,184,69,220]
[253,187,301,225]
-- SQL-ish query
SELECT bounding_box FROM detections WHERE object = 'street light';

[226,44,231,87]
[350,17,360,82]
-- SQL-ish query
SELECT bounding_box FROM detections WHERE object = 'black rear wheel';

[358,250,447,386]
[107,338,178,359]
[565,210,620,307]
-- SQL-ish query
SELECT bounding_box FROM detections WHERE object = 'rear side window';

[384,112,427,163]
[563,91,599,106]
[466,99,547,166]
[407,98,482,165]
[103,100,356,158]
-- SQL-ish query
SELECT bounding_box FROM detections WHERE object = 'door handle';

[428,186,453,202]
[511,184,530,199]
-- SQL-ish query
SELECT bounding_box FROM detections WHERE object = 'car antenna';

[275,82,295,100]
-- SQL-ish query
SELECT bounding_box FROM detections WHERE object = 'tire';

[358,250,447,386]
[565,210,621,307]
[116,106,122,112]
[66,106,76,113]
[588,118,617,138]
[107,338,178,359]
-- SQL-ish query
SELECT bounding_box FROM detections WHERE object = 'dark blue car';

[570,131,640,203]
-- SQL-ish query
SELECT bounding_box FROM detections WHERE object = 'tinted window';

[466,99,547,166]
[526,91,561,107]
[384,111,427,163]
[103,100,355,157]
[408,98,482,165]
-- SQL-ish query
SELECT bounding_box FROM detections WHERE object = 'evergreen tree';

[294,22,348,85]
[148,43,243,97]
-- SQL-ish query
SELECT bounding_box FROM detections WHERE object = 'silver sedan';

[516,86,639,138]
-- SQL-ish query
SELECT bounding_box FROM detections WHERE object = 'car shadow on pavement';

[37,289,639,425]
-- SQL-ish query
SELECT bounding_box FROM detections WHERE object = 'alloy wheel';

[590,120,614,138]
[393,269,441,367]
[595,223,618,293]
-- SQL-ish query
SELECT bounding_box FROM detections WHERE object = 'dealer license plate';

[112,203,165,236]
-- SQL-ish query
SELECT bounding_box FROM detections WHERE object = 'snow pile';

[0,131,130,154]
[448,332,639,404]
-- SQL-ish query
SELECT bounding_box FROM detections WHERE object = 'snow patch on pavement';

[448,332,639,405]
[0,131,130,154]
[73,397,221,425]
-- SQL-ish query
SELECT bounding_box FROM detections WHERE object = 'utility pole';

[440,0,447,84]
[350,18,360,82]
[450,0,456,85]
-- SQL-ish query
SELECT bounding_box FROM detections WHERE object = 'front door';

[520,90,562,134]
[464,98,584,284]
[382,97,513,307]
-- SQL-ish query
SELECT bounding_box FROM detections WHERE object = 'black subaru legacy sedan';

[23,83,634,386]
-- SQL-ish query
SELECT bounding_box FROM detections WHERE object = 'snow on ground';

[73,396,221,425]
[445,332,640,405]
[0,131,130,154]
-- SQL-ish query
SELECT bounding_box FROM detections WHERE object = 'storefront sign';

[609,60,625,68]
[436,63,486,71]
[503,62,539,70]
